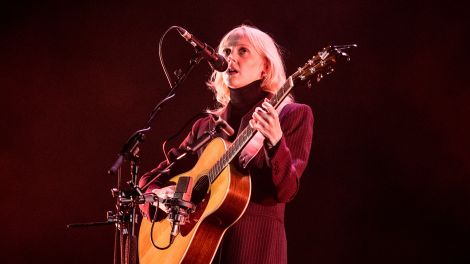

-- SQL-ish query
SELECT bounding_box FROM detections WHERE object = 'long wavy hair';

[207,25,288,110]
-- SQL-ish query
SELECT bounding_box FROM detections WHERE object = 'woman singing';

[139,24,314,264]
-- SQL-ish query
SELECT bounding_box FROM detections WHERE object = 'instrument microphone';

[168,176,194,243]
[213,116,235,137]
[177,27,228,72]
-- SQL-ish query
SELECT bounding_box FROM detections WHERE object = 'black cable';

[150,198,172,250]
[158,25,181,88]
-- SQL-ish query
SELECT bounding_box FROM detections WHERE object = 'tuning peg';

[307,80,313,89]
[316,73,323,82]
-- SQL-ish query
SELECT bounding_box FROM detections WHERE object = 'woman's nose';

[226,53,236,63]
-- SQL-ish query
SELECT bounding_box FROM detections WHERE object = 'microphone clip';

[212,115,235,137]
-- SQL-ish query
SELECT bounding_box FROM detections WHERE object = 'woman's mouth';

[227,68,238,75]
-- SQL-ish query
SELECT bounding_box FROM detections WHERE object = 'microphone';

[168,176,194,243]
[177,27,228,72]
[214,116,235,137]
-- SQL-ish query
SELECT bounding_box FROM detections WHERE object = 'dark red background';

[1,1,468,263]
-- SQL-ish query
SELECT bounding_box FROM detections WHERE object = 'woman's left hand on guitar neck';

[249,99,283,149]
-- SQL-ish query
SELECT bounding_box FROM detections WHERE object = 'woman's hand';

[249,99,283,147]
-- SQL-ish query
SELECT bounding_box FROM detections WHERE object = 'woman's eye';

[222,48,231,56]
[239,47,248,55]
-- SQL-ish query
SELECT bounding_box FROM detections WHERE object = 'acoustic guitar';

[138,45,355,264]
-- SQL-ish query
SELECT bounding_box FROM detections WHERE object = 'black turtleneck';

[227,80,269,141]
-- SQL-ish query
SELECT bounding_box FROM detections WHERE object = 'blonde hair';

[207,25,287,108]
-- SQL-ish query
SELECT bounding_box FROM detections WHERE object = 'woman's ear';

[261,62,269,78]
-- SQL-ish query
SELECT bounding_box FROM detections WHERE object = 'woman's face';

[221,34,266,89]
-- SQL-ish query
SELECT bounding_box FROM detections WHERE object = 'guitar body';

[138,137,252,264]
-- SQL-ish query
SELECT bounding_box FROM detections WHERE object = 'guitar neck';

[206,44,355,183]
[207,77,295,183]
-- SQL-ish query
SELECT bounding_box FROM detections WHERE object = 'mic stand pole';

[67,51,206,264]
[108,53,205,264]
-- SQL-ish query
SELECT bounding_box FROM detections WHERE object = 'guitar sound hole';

[191,175,210,205]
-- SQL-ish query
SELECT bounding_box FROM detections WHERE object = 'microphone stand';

[67,51,206,264]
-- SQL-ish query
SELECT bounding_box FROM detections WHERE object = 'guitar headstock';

[293,44,357,87]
